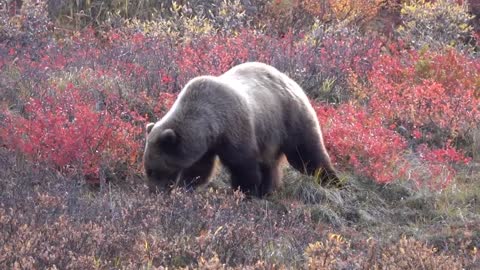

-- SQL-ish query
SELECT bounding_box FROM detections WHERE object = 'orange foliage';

[327,0,385,23]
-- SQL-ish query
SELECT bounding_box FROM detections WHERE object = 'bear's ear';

[146,123,155,135]
[158,129,177,146]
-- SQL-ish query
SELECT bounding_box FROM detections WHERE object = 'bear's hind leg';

[285,142,341,187]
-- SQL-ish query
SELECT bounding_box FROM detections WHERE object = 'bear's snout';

[146,177,173,193]
[145,168,180,194]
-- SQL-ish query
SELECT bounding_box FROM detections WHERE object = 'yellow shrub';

[397,0,475,50]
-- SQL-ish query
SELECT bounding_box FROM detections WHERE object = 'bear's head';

[143,122,205,193]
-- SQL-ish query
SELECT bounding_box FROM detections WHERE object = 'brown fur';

[143,62,340,197]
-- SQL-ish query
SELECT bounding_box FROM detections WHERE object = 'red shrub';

[368,49,480,150]
[412,143,470,189]
[0,84,144,181]
[318,47,478,186]
[176,31,270,84]
[176,29,382,102]
[133,91,177,122]
[315,103,408,183]
[315,102,466,188]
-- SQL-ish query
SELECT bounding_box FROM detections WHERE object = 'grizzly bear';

[143,62,340,197]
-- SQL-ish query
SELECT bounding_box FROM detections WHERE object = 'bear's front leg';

[218,145,263,197]
[228,160,262,197]
[259,160,283,197]
[179,150,216,190]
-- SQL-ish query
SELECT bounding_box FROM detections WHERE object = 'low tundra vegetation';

[0,0,479,268]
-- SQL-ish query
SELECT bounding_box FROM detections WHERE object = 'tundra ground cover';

[0,0,479,268]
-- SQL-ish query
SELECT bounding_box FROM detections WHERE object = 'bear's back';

[219,62,317,125]
[218,62,320,152]
[219,62,307,102]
